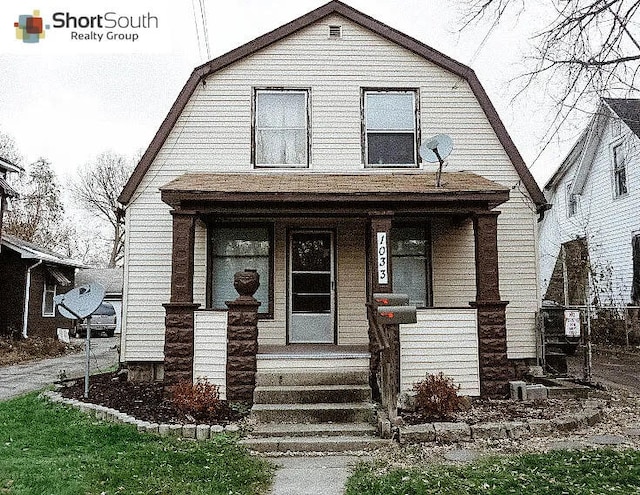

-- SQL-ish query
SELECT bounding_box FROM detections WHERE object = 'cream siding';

[122,13,539,363]
[193,310,227,399]
[400,309,480,396]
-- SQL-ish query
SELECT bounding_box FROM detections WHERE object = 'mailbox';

[376,305,417,325]
[372,293,410,307]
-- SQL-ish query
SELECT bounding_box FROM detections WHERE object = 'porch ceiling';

[160,172,510,214]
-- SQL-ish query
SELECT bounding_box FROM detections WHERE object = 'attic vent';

[328,25,342,39]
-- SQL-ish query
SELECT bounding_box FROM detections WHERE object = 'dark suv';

[76,302,117,338]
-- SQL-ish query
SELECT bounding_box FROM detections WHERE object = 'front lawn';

[346,448,640,494]
[0,394,273,494]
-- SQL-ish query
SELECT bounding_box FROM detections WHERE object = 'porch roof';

[160,172,510,214]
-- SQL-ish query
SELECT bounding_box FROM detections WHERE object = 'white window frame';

[363,89,418,168]
[253,89,309,168]
[42,276,57,317]
[391,224,433,308]
[566,182,578,217]
[612,143,628,198]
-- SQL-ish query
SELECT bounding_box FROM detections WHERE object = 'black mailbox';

[376,305,417,325]
[372,293,410,306]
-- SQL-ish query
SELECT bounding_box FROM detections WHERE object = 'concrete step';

[240,435,390,453]
[251,402,375,424]
[247,422,377,439]
[254,384,372,404]
[255,369,370,387]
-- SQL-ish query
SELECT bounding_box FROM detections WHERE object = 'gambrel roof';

[118,0,546,210]
[605,98,640,139]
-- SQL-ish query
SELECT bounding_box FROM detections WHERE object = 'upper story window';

[254,89,309,167]
[566,182,578,217]
[613,144,628,197]
[363,89,418,167]
[612,118,622,137]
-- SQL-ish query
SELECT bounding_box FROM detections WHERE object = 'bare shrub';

[170,379,221,422]
[412,372,463,421]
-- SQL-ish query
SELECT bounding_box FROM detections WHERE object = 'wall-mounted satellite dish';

[419,134,454,187]
[54,283,105,320]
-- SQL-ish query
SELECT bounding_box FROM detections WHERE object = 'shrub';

[412,372,462,421]
[170,379,221,422]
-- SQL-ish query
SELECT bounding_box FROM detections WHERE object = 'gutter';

[22,259,42,338]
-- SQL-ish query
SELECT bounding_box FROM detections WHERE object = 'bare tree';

[4,159,68,250]
[71,151,133,268]
[0,131,22,166]
[465,0,640,155]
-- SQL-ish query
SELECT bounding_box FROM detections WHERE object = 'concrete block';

[525,384,548,400]
[158,424,171,437]
[583,409,603,426]
[182,424,197,439]
[471,422,507,440]
[527,419,552,436]
[434,422,471,443]
[399,423,435,443]
[146,423,160,434]
[196,424,210,441]
[136,421,151,432]
[225,424,240,434]
[509,381,527,401]
[169,424,183,437]
[553,416,579,432]
[210,425,225,435]
[528,366,544,377]
[504,421,528,439]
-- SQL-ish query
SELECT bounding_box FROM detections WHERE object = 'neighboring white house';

[118,1,547,402]
[539,98,640,307]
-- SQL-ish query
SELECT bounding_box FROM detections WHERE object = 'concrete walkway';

[267,456,364,495]
[0,336,119,401]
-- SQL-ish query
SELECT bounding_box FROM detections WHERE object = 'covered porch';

[160,171,513,403]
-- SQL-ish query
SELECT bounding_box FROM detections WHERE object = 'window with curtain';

[42,275,56,317]
[210,226,272,315]
[364,90,417,166]
[255,89,308,167]
[391,225,432,307]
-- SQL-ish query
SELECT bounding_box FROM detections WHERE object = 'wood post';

[472,211,512,397]
[163,210,200,388]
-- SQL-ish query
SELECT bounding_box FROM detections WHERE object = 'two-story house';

[539,98,640,310]
[118,1,547,410]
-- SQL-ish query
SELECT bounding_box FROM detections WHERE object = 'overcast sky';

[1,0,575,187]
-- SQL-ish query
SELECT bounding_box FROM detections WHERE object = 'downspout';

[22,260,42,338]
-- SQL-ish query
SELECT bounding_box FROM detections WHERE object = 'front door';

[288,231,335,343]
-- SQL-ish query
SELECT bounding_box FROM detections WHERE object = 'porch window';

[210,226,272,316]
[613,144,628,197]
[42,275,56,317]
[391,225,432,307]
[364,90,418,167]
[254,89,309,167]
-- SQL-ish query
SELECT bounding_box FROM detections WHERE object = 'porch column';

[163,210,200,387]
[368,214,400,419]
[471,211,511,397]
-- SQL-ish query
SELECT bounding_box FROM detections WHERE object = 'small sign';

[377,232,388,285]
[564,310,581,337]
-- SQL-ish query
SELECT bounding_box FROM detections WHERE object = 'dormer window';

[363,89,418,167]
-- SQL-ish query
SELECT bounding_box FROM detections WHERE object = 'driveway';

[568,346,640,394]
[0,336,120,401]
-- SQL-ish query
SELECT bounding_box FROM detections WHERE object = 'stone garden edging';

[40,391,241,441]
[398,408,604,444]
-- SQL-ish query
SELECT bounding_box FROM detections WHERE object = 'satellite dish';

[54,283,105,320]
[419,134,454,163]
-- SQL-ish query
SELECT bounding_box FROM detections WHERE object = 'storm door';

[288,231,335,343]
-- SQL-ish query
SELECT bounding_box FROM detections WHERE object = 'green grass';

[0,394,273,494]
[346,449,640,495]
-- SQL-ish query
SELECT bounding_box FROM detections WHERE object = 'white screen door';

[288,231,335,343]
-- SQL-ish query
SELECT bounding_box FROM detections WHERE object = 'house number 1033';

[377,232,388,285]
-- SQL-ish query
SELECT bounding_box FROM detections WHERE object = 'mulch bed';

[60,371,246,425]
